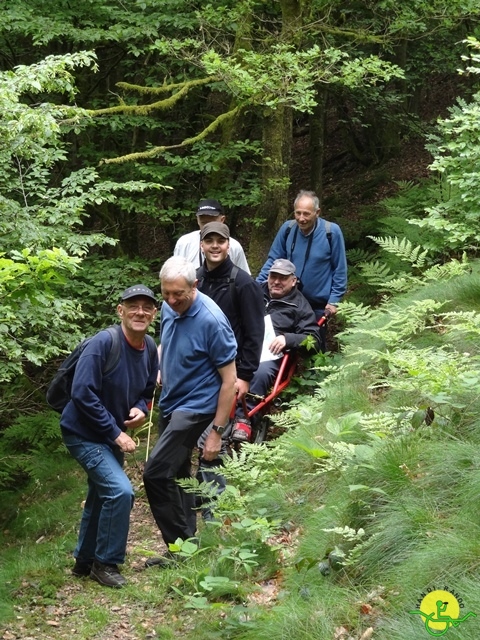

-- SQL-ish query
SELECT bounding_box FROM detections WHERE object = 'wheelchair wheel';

[251,415,269,444]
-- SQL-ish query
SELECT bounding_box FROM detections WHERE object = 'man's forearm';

[213,381,237,426]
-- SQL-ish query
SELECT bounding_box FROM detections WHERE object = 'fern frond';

[442,310,480,336]
[378,275,417,293]
[368,235,429,268]
[347,247,374,264]
[337,301,378,326]
[339,299,445,348]
[357,260,394,286]
[359,410,414,437]
[423,257,470,282]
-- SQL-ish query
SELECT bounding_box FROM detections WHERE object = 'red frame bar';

[232,313,330,421]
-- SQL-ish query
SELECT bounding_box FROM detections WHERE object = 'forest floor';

[2,460,168,640]
[2,452,284,640]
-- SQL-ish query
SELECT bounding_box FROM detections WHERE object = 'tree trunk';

[249,0,303,270]
[247,105,293,272]
[309,86,328,200]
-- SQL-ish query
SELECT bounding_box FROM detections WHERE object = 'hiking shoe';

[90,561,126,588]
[72,560,93,577]
[232,419,251,442]
[145,551,179,569]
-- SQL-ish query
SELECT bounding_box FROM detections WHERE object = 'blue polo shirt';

[159,290,237,416]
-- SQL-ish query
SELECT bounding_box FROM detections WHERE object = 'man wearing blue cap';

[61,285,158,588]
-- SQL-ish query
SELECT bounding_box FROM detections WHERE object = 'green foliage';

[368,236,429,270]
[202,45,403,113]
[0,411,63,493]
[0,52,164,393]
[408,38,480,253]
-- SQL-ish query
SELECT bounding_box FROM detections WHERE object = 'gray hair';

[159,256,196,286]
[294,190,320,211]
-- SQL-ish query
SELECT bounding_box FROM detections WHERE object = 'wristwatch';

[212,424,227,435]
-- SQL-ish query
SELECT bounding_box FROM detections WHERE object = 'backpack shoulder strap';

[104,325,122,375]
[144,334,157,371]
[324,219,332,251]
[284,219,296,242]
[229,265,239,305]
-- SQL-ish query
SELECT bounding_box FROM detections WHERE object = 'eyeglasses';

[122,303,156,315]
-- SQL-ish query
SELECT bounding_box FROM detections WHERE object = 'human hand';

[325,304,338,315]
[269,335,286,356]
[115,431,136,453]
[235,378,250,401]
[202,430,222,461]
[124,407,146,430]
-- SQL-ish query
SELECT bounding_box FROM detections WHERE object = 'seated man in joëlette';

[235,258,322,440]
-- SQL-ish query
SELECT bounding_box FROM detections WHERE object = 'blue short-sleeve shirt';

[159,290,237,416]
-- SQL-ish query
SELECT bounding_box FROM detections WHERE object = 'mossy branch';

[100,106,240,164]
[116,75,220,96]
[88,76,220,117]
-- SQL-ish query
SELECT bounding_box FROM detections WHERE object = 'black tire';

[251,415,269,443]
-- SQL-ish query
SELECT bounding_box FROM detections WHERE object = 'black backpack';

[46,326,155,414]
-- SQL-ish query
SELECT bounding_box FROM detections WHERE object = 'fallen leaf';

[360,603,373,615]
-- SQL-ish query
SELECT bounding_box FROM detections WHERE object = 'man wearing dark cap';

[174,198,250,272]
[60,285,158,588]
[243,259,321,430]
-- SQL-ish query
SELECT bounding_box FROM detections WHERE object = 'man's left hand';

[124,407,146,429]
[325,304,338,315]
[202,429,222,461]
[236,378,250,400]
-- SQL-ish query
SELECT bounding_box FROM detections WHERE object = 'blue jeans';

[62,433,134,565]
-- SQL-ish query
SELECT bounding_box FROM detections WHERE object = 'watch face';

[213,425,225,434]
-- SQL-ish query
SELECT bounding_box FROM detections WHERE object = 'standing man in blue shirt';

[257,190,347,348]
[143,256,237,567]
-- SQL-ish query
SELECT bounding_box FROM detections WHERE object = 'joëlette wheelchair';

[229,313,329,446]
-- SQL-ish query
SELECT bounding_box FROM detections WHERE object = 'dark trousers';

[143,410,214,545]
[245,360,282,413]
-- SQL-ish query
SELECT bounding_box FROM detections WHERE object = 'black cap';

[120,284,157,306]
[196,198,224,216]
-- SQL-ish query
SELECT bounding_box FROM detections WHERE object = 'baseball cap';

[120,284,157,305]
[268,259,296,276]
[196,198,224,216]
[200,222,230,241]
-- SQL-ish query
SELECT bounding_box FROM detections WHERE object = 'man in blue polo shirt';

[143,256,237,567]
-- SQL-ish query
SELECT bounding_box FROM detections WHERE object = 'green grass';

[4,265,480,638]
